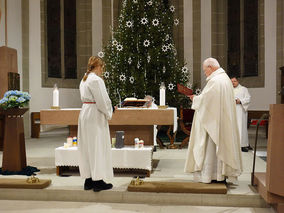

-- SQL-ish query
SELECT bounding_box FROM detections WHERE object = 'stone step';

[0,188,268,208]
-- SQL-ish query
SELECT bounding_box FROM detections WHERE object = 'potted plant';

[0,90,31,110]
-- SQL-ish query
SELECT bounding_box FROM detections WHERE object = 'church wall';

[0,0,22,90]
[239,0,265,88]
[0,0,4,46]
[28,0,278,112]
[196,0,277,110]
[0,0,280,120]
[92,0,102,56]
[29,0,81,114]
[248,0,277,110]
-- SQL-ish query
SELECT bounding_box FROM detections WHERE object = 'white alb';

[78,73,113,181]
[233,84,251,147]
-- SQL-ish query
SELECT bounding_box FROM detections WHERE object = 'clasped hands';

[235,98,241,104]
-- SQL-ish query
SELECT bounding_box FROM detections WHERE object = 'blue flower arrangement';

[0,90,31,110]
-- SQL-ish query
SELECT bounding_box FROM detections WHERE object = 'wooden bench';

[31,112,40,138]
[30,112,80,138]
[248,110,269,138]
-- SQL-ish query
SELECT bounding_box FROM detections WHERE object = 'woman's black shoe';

[211,179,226,184]
[93,180,113,192]
[247,145,253,150]
[241,147,249,152]
[100,180,113,189]
[84,178,93,190]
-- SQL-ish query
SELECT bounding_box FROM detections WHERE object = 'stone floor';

[0,125,273,212]
[0,200,275,213]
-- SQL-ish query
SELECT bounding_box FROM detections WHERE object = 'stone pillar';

[201,0,211,88]
[184,0,193,85]
[211,0,227,71]
[92,0,102,56]
[192,0,201,88]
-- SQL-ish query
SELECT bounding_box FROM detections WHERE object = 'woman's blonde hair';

[83,56,104,81]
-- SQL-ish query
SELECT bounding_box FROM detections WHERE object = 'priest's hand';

[188,95,195,101]
[236,98,241,104]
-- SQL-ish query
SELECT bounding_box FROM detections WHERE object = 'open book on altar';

[177,84,193,96]
[121,98,147,107]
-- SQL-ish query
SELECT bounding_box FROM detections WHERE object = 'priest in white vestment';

[231,77,251,152]
[184,58,242,183]
[78,56,113,192]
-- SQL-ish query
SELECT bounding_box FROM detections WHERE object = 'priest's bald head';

[203,58,220,77]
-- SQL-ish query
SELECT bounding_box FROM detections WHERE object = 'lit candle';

[53,84,59,107]
[159,82,166,106]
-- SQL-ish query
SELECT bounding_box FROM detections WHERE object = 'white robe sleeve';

[191,80,216,111]
[88,78,113,120]
[239,87,251,111]
[191,94,203,110]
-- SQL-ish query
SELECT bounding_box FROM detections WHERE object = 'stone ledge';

[0,187,268,208]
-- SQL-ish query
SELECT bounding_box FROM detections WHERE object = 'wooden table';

[40,108,176,146]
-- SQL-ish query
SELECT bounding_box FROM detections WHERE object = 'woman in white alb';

[78,56,113,192]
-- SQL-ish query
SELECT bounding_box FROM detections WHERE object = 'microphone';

[116,88,122,108]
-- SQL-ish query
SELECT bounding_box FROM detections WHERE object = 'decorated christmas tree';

[102,0,191,107]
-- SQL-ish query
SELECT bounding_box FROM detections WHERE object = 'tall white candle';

[159,82,166,106]
[53,84,59,107]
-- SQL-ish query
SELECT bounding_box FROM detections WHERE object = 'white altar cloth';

[55,146,153,170]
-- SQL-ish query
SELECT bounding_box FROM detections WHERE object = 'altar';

[40,108,177,146]
[55,146,153,176]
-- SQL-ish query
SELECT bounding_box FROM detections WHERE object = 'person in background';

[231,77,252,152]
[144,95,158,151]
[184,57,242,184]
[144,95,158,109]
[78,56,113,192]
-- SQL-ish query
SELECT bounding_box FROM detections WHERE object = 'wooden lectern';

[1,108,28,171]
[253,104,284,213]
